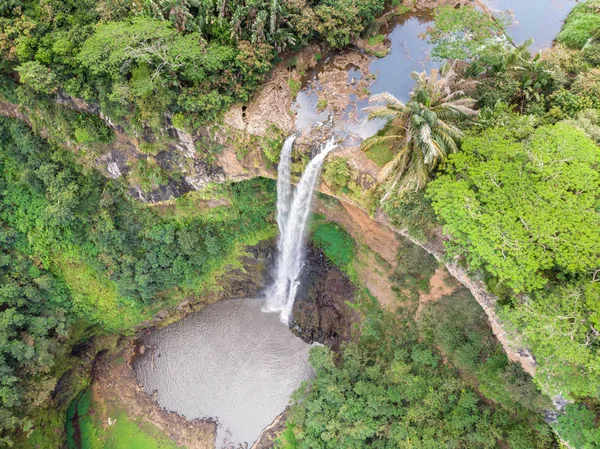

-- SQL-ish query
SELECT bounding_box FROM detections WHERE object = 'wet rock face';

[128,179,194,203]
[290,244,358,350]
[225,239,275,299]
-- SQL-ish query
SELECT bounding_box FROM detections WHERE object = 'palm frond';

[371,63,477,200]
[418,124,444,165]
[378,145,410,182]
[437,129,460,156]
[363,107,403,122]
[436,120,464,140]
[361,134,403,152]
[368,92,406,110]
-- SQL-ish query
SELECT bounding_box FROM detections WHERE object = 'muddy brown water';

[133,298,313,449]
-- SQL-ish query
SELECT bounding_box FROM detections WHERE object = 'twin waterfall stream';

[264,136,337,323]
[134,137,336,449]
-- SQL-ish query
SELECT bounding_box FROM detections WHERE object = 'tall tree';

[362,64,477,202]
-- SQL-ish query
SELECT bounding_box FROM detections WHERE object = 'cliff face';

[0,7,537,378]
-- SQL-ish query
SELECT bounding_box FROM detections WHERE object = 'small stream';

[134,298,313,448]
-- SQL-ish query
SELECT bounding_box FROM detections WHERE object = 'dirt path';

[414,267,458,320]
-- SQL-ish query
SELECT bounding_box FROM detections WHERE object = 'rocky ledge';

[291,244,359,350]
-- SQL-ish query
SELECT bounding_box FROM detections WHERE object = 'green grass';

[105,413,180,449]
[557,0,600,49]
[310,220,360,284]
[317,99,328,112]
[367,34,385,46]
[364,143,394,167]
[288,79,302,98]
[395,4,411,15]
[312,222,355,268]
[67,388,181,449]
[276,422,298,449]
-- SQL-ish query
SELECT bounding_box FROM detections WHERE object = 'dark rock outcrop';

[290,245,359,350]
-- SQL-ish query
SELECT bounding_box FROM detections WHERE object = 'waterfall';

[264,137,337,324]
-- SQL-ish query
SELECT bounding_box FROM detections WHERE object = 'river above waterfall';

[292,0,577,143]
[133,298,313,449]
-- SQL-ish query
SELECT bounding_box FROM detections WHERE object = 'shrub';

[583,41,600,65]
[557,0,600,49]
[475,72,521,109]
[427,122,600,293]
[549,88,595,117]
[261,125,285,165]
[390,236,438,301]
[315,0,363,49]
[554,403,600,449]
[571,68,600,107]
[382,190,438,242]
[427,5,508,60]
[541,44,590,77]
[322,157,351,191]
[504,281,600,399]
[288,78,301,97]
[15,61,58,94]
[367,34,385,46]
[562,108,600,143]
[128,158,169,193]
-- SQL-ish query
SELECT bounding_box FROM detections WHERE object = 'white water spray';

[264,137,337,323]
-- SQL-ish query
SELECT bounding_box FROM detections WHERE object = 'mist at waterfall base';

[133,138,335,448]
[263,136,338,323]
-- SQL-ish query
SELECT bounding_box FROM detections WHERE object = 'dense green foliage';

[0,115,276,445]
[427,122,600,293]
[284,300,555,449]
[554,403,600,449]
[377,4,600,441]
[2,0,600,447]
[0,118,276,310]
[557,0,600,49]
[427,120,600,400]
[505,281,600,399]
[420,290,552,416]
[0,0,389,131]
[0,228,70,447]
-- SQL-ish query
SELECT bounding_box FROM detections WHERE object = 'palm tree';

[362,63,477,203]
[147,0,193,32]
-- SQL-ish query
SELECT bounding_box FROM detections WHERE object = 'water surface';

[293,0,578,142]
[134,298,313,448]
[484,0,577,52]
